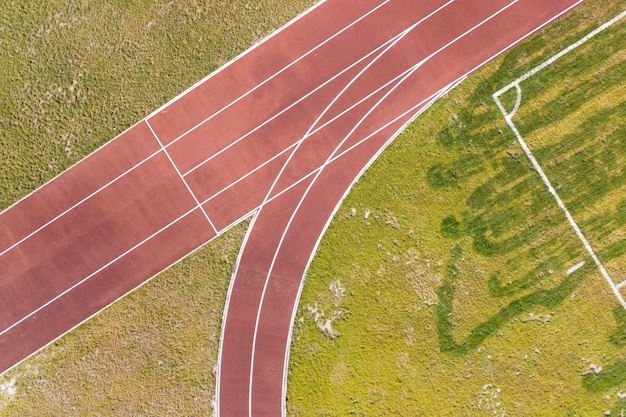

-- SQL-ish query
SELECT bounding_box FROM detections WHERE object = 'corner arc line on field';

[492,8,626,309]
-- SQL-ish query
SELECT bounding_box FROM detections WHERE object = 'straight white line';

[151,1,390,151]
[145,120,218,234]
[0,149,161,258]
[495,109,626,309]
[617,280,626,290]
[494,8,626,101]
[567,261,586,276]
[0,1,389,258]
[182,28,408,177]
[0,206,199,337]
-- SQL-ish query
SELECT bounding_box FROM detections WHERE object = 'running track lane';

[0,0,584,414]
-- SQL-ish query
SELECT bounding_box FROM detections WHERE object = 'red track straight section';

[0,0,583,415]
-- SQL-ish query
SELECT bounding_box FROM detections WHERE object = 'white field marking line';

[567,261,586,276]
[145,120,218,234]
[493,9,626,309]
[0,0,335,219]
[493,9,626,98]
[279,79,462,417]
[0,206,201,337]
[494,103,626,310]
[220,1,587,411]
[617,280,626,290]
[150,1,390,150]
[0,5,392,258]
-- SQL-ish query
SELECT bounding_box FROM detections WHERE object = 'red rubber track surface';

[0,0,583,415]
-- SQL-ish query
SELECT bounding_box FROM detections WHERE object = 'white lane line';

[0,206,200,337]
[493,8,626,309]
[493,9,626,101]
[494,103,626,310]
[0,2,390,257]
[148,0,390,148]
[147,0,378,118]
[0,149,161,259]
[0,0,337,220]
[182,27,411,178]
[145,120,218,234]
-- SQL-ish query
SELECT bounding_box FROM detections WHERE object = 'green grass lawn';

[287,1,626,415]
[0,1,314,415]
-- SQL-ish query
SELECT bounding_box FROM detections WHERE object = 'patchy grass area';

[287,1,626,416]
[0,0,314,415]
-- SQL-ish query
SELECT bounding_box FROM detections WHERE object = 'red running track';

[0,0,584,415]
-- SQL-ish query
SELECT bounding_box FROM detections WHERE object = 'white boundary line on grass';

[493,9,626,309]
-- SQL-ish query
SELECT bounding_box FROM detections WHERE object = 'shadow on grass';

[436,244,591,357]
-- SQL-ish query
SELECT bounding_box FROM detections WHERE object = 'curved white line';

[247,29,429,417]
